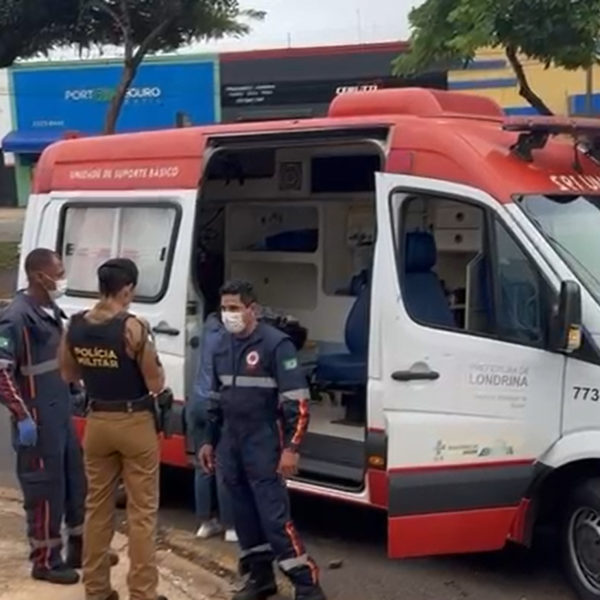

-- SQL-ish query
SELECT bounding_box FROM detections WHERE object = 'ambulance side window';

[58,203,180,302]
[398,196,549,348]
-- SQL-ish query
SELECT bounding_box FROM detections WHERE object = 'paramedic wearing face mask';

[0,248,86,585]
[199,279,326,600]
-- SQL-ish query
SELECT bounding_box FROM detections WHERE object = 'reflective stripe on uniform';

[29,537,62,549]
[20,358,59,377]
[0,359,13,370]
[281,388,310,401]
[279,554,310,572]
[65,524,84,536]
[219,375,277,388]
[239,543,272,559]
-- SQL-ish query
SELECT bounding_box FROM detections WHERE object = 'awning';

[1,129,83,154]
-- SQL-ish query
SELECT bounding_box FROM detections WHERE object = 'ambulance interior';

[191,139,490,491]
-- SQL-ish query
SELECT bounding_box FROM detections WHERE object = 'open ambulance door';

[27,190,198,467]
[372,173,564,559]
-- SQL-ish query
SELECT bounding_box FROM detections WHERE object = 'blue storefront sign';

[4,58,217,153]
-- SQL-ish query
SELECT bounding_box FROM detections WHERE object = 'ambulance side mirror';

[551,280,582,354]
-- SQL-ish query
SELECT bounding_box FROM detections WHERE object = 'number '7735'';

[573,386,600,402]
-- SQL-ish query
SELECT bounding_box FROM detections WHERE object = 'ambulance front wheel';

[563,478,600,600]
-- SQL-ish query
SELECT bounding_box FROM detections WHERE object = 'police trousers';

[219,423,319,588]
[82,411,160,600]
[14,417,86,569]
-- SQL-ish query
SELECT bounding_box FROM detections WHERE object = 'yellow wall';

[448,47,600,115]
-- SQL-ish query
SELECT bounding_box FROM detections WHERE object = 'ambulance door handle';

[392,370,440,382]
[152,324,180,337]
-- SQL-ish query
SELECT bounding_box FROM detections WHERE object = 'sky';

[47,0,423,60]
[193,0,424,51]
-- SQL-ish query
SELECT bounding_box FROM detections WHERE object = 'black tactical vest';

[66,312,148,402]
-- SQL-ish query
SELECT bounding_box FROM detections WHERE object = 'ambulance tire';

[563,478,600,600]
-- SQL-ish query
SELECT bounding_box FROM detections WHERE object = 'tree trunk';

[103,63,135,134]
[505,46,553,116]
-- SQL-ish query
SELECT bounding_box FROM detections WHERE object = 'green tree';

[393,0,600,115]
[77,0,264,134]
[0,0,81,67]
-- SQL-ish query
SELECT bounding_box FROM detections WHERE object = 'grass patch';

[0,242,19,271]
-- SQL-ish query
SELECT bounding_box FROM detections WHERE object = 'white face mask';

[49,278,68,301]
[221,310,245,334]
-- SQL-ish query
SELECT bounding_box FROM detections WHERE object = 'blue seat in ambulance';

[403,231,456,328]
[315,278,371,387]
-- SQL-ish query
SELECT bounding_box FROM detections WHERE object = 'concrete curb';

[159,526,294,598]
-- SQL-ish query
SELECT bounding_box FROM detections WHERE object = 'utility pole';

[585,65,594,116]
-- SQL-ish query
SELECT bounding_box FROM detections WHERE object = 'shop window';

[60,203,179,302]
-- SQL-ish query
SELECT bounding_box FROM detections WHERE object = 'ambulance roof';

[33,88,600,202]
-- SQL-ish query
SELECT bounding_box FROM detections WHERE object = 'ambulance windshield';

[519,194,600,302]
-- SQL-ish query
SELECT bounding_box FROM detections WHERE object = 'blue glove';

[17,418,37,447]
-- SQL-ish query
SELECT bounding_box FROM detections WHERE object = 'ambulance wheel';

[563,478,600,600]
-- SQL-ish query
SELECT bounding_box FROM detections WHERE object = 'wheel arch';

[524,432,600,542]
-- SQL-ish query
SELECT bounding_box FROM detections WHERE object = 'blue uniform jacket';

[205,322,310,451]
[0,292,72,448]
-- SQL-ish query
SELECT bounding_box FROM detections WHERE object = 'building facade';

[448,47,599,116]
[218,42,447,122]
[4,56,219,205]
[2,42,600,206]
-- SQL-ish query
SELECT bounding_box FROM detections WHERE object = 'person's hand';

[278,448,299,479]
[17,417,37,447]
[198,444,215,474]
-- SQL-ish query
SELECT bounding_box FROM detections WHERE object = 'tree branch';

[119,0,133,63]
[132,16,176,68]
[505,46,553,116]
[83,0,127,37]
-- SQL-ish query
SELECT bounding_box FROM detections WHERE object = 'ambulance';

[18,87,600,600]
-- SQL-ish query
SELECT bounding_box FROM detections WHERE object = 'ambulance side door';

[371,173,565,558]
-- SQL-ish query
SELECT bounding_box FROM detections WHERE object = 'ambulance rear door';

[371,173,565,558]
[28,190,197,459]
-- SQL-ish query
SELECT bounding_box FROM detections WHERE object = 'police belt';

[88,396,154,414]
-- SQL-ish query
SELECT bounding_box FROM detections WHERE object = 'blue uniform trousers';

[13,416,86,569]
[219,422,317,587]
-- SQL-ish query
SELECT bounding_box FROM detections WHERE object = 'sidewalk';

[0,489,230,600]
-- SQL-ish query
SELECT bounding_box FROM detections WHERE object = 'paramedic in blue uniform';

[0,248,85,585]
[199,279,326,600]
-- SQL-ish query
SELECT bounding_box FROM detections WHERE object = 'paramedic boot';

[233,562,278,600]
[294,584,327,600]
[31,564,80,585]
[65,535,119,569]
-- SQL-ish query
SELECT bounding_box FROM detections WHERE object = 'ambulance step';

[297,433,365,487]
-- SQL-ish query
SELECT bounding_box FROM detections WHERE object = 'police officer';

[199,279,327,600]
[0,248,85,585]
[58,258,168,600]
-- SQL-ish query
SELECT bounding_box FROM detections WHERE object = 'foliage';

[76,0,265,133]
[393,0,600,115]
[0,0,81,67]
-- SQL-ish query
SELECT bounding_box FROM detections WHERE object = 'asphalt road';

[0,411,574,600]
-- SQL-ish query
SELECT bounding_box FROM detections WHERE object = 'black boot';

[233,563,278,600]
[294,584,327,600]
[65,536,119,569]
[31,564,80,585]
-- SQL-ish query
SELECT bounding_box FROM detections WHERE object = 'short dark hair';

[98,258,139,297]
[220,279,257,306]
[24,248,58,275]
